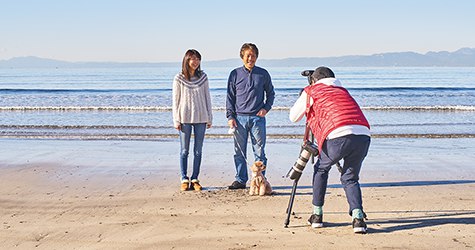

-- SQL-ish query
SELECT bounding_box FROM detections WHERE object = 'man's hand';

[228,118,237,128]
[257,108,267,117]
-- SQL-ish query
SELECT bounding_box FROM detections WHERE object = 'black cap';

[312,66,335,81]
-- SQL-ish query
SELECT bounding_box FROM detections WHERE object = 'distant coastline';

[1,48,475,68]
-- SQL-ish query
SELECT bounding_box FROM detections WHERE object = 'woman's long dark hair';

[181,49,202,80]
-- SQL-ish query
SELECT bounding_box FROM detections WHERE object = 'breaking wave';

[1,105,475,111]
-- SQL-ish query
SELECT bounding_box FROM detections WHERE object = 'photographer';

[289,66,371,234]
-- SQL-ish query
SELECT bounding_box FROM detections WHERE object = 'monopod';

[284,129,342,228]
[284,139,317,228]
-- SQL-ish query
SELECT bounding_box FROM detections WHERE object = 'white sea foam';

[362,106,475,111]
[267,106,475,111]
[0,106,172,111]
[1,105,474,111]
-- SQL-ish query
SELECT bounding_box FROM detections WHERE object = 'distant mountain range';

[1,48,475,68]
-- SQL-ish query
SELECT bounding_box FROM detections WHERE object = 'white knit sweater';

[172,72,213,127]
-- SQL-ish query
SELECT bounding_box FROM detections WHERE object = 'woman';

[172,49,213,191]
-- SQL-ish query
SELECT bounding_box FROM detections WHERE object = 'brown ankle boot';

[180,180,190,191]
[191,180,202,191]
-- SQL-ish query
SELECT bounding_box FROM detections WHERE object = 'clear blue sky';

[1,0,474,62]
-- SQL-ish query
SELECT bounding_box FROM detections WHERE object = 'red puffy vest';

[304,83,370,151]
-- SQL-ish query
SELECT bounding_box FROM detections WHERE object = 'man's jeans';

[312,134,370,215]
[179,123,206,181]
[233,115,267,184]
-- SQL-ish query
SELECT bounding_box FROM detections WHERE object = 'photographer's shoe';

[228,181,246,190]
[352,218,367,234]
[308,214,323,228]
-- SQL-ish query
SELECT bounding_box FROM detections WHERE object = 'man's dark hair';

[312,66,335,81]
[240,43,259,58]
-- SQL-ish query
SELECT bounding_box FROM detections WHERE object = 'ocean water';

[1,66,475,140]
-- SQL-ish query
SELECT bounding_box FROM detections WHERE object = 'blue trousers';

[233,115,267,184]
[312,134,370,215]
[179,123,206,181]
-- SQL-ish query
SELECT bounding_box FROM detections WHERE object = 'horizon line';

[1,47,473,64]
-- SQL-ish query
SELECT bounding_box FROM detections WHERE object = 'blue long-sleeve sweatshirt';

[226,65,275,120]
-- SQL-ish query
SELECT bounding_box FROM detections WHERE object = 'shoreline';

[2,133,475,140]
[1,138,474,249]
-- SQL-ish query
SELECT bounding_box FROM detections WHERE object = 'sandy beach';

[0,138,474,249]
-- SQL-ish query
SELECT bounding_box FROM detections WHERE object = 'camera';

[301,70,314,77]
[287,140,318,180]
[301,70,314,85]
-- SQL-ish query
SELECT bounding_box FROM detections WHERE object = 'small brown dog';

[249,161,272,196]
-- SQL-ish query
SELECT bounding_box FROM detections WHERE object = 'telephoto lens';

[288,141,318,180]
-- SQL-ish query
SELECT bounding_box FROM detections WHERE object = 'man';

[289,66,371,234]
[226,43,275,189]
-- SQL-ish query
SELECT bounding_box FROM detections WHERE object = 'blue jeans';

[233,115,267,184]
[179,123,206,181]
[312,134,370,215]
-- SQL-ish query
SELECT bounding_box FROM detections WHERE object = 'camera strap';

[304,90,318,164]
[303,124,310,142]
[303,91,312,142]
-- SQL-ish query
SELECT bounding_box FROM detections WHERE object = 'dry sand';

[0,138,474,249]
